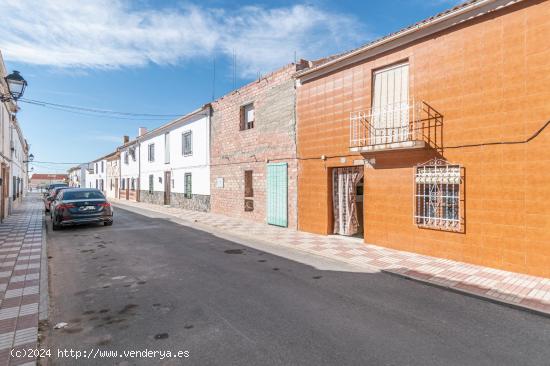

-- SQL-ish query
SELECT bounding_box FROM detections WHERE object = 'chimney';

[138,127,148,137]
[123,135,129,144]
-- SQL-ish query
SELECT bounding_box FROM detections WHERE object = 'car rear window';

[62,191,105,200]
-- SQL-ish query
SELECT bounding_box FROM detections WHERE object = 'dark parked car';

[44,186,69,213]
[43,183,68,197]
[50,188,113,230]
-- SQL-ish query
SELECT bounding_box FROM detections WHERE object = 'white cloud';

[0,0,367,77]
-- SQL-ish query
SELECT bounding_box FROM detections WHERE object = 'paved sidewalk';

[0,195,45,366]
[112,198,550,316]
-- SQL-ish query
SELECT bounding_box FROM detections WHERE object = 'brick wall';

[210,63,303,228]
[296,0,550,277]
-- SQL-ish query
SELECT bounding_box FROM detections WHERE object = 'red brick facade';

[210,63,307,228]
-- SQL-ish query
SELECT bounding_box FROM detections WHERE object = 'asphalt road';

[43,207,550,366]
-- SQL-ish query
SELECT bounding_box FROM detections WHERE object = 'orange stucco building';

[295,0,550,277]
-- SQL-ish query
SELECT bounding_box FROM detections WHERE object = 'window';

[148,143,155,162]
[415,159,462,231]
[164,132,170,164]
[371,62,410,144]
[101,161,104,173]
[95,163,98,173]
[124,152,129,164]
[148,174,154,194]
[244,170,253,211]
[240,103,254,130]
[184,173,192,198]
[131,178,135,190]
[182,131,192,156]
[121,179,125,190]
[129,147,136,161]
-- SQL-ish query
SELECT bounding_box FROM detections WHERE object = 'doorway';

[164,171,171,205]
[332,166,364,236]
[267,163,288,227]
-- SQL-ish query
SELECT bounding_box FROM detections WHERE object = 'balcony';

[349,100,442,153]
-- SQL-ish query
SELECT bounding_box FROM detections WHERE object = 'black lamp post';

[1,70,27,102]
[24,153,34,163]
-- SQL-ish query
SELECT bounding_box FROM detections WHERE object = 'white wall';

[8,121,27,203]
[139,111,210,196]
[120,143,140,186]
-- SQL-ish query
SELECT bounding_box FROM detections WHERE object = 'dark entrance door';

[164,171,171,205]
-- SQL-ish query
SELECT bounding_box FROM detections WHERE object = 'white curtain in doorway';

[333,167,364,236]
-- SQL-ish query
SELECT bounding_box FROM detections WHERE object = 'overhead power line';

[18,98,184,120]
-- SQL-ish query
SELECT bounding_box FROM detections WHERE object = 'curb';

[381,269,550,319]
[112,201,550,318]
[39,211,49,322]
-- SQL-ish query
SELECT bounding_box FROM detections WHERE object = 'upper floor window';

[240,103,254,130]
[371,62,410,144]
[101,161,104,173]
[182,131,192,156]
[164,132,170,164]
[148,143,155,162]
[414,159,462,232]
[129,147,136,161]
[124,152,129,164]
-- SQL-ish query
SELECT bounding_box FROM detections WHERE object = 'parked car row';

[43,185,113,230]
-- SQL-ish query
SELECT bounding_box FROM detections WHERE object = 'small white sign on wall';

[216,177,224,188]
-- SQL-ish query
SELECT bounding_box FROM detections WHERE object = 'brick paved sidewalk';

[0,195,45,366]
[112,198,550,316]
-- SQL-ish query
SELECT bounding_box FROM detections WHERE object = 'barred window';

[184,173,192,198]
[415,160,462,231]
[148,174,154,194]
[182,131,192,156]
[148,144,155,162]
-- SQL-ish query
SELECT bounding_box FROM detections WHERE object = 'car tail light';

[98,202,111,207]
[58,203,75,209]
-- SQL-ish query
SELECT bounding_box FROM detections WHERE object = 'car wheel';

[52,217,60,231]
[104,221,113,226]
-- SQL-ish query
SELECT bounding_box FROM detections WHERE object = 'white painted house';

[88,156,108,193]
[138,105,211,212]
[119,136,141,202]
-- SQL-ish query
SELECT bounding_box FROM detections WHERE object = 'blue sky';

[0,0,460,174]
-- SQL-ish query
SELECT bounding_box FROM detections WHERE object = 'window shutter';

[244,170,253,197]
[239,106,245,131]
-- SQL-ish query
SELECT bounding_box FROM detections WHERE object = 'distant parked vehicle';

[50,188,113,230]
[43,183,68,197]
[44,186,69,213]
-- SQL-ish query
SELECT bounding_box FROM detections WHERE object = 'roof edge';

[295,0,523,81]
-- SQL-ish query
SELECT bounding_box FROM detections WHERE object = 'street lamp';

[1,70,27,102]
[23,153,34,163]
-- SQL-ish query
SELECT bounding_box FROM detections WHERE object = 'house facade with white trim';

[138,105,211,212]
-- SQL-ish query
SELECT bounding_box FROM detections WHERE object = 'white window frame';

[240,103,255,130]
[148,143,155,162]
[164,132,170,164]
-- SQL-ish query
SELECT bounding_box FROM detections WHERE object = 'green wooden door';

[267,163,288,227]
